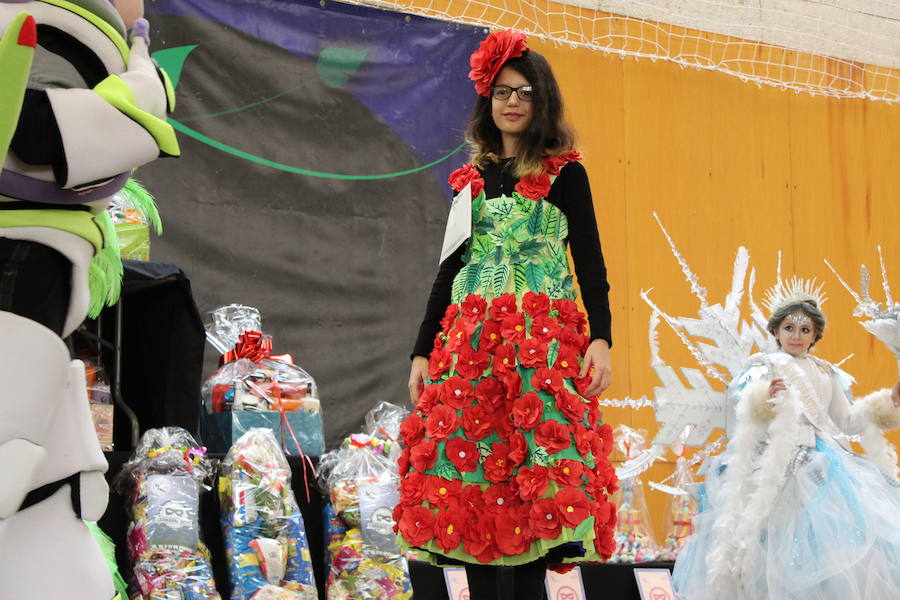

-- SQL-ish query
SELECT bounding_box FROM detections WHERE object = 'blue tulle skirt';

[673,436,900,600]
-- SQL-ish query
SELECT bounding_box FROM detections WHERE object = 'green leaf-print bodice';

[451,190,576,303]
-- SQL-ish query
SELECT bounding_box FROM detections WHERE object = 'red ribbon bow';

[221,330,272,365]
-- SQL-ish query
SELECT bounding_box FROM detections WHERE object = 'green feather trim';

[119,177,162,235]
[88,211,124,317]
[84,521,128,598]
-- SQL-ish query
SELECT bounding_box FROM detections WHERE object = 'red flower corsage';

[468,30,528,97]
[514,171,552,200]
[448,164,485,198]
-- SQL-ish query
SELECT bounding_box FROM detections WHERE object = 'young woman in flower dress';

[673,283,900,600]
[396,30,619,599]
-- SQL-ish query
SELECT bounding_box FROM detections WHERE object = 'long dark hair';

[466,50,575,178]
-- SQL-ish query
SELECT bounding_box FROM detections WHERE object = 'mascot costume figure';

[0,0,178,597]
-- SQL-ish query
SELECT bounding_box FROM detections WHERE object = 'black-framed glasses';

[490,85,534,101]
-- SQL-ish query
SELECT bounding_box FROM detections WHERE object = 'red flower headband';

[468,30,528,97]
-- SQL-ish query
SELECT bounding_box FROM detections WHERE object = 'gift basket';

[107,178,162,261]
[318,403,412,600]
[115,427,220,599]
[84,360,114,451]
[201,305,323,456]
[657,456,698,561]
[608,426,662,563]
[218,428,318,600]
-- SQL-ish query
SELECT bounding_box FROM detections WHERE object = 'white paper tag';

[634,568,677,600]
[443,567,469,600]
[439,183,472,265]
[545,566,586,600]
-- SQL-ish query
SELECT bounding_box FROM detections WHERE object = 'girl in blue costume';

[398,30,618,600]
[673,279,900,600]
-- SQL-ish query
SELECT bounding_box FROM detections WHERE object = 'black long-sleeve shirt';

[412,159,612,357]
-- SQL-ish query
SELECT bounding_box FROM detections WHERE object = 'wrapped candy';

[657,456,698,561]
[609,426,662,563]
[218,428,318,600]
[114,427,220,599]
[201,305,323,456]
[318,403,412,600]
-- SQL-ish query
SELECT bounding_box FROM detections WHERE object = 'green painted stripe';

[169,118,466,180]
[177,86,301,122]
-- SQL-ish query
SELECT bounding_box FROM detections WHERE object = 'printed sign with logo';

[443,567,470,600]
[146,474,200,548]
[545,566,587,600]
[634,568,678,600]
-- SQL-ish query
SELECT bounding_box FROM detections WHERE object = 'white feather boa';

[853,388,900,478]
[706,362,802,596]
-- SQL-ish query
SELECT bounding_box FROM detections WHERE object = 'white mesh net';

[336,0,900,103]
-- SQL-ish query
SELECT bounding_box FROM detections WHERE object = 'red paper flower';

[448,164,485,198]
[555,487,591,529]
[553,349,580,379]
[399,471,427,505]
[398,447,411,476]
[416,385,440,416]
[464,514,500,563]
[440,376,474,410]
[483,482,519,514]
[425,404,459,441]
[573,373,598,400]
[572,425,597,457]
[556,390,587,424]
[557,326,589,354]
[553,299,587,333]
[492,344,517,374]
[398,505,437,547]
[522,291,550,318]
[445,326,475,352]
[460,294,488,323]
[392,503,403,534]
[461,403,494,441]
[468,30,528,98]
[514,172,551,200]
[500,311,527,344]
[511,391,544,430]
[597,423,614,457]
[433,331,445,351]
[529,497,562,540]
[544,149,582,176]
[519,337,549,368]
[428,348,453,381]
[491,407,515,441]
[507,429,527,466]
[455,345,490,381]
[478,319,503,352]
[534,420,572,454]
[499,370,522,400]
[440,304,460,333]
[435,506,468,552]
[410,438,438,472]
[494,513,533,555]
[529,315,560,344]
[474,376,507,412]
[586,402,601,428]
[531,367,564,394]
[425,475,463,509]
[483,442,514,483]
[549,460,584,488]
[489,293,518,321]
[593,500,617,559]
[446,437,480,473]
[400,412,426,447]
[515,465,550,501]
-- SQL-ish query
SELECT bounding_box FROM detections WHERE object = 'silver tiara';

[762,276,827,316]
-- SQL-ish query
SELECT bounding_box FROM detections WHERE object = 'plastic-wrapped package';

[657,456,698,561]
[219,428,318,600]
[84,361,114,450]
[107,178,162,261]
[318,403,412,600]
[609,426,662,563]
[115,427,220,599]
[200,305,323,456]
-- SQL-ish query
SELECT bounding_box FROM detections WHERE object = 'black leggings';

[464,560,549,600]
[0,238,71,335]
